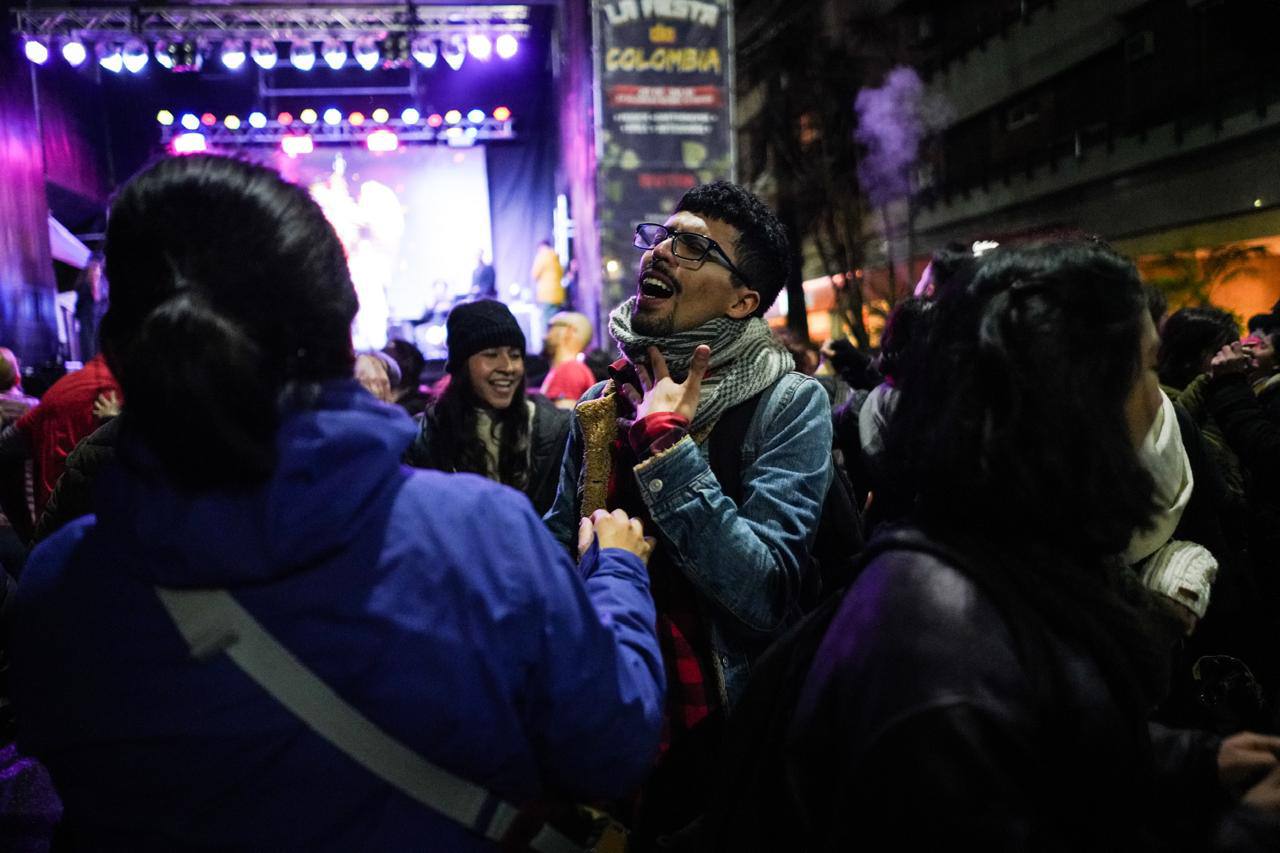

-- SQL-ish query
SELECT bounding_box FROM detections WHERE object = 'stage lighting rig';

[156,104,516,149]
[16,5,531,74]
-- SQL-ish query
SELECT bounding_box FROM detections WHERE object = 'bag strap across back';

[154,586,584,853]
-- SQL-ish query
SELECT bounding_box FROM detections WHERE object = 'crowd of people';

[1,153,1280,851]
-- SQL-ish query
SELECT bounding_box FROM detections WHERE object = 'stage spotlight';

[24,38,50,66]
[353,36,380,71]
[172,133,207,155]
[281,134,314,157]
[371,107,389,124]
[367,129,399,153]
[321,37,347,70]
[180,112,200,130]
[495,34,518,60]
[96,42,124,74]
[277,111,294,126]
[467,34,492,62]
[493,106,511,122]
[383,35,410,68]
[251,38,277,70]
[323,108,342,125]
[349,111,365,126]
[220,39,246,71]
[299,108,318,124]
[153,39,173,69]
[122,39,149,73]
[441,35,466,70]
[426,112,443,128]
[201,113,217,127]
[156,110,175,126]
[401,107,420,125]
[224,115,241,130]
[248,111,267,128]
[411,36,437,68]
[444,109,462,125]
[467,108,485,124]
[164,40,202,73]
[289,39,316,72]
[61,37,87,67]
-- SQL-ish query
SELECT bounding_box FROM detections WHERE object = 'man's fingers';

[685,345,711,394]
[648,346,669,381]
[636,363,653,392]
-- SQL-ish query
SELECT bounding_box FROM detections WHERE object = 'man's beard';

[631,306,674,338]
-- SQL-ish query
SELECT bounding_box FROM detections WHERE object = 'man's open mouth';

[639,269,677,300]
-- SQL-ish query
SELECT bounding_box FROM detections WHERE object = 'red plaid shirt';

[607,404,716,757]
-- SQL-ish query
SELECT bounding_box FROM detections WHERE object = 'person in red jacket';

[0,354,121,537]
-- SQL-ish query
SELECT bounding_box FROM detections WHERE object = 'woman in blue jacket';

[11,154,664,850]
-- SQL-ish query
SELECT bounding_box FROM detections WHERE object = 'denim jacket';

[544,371,833,706]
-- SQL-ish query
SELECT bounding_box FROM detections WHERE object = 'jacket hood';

[95,381,416,587]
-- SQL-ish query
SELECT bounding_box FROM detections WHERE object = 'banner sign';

[592,0,735,316]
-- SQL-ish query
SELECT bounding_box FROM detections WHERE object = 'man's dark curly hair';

[675,181,792,316]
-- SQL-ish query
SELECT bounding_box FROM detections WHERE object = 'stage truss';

[13,5,531,41]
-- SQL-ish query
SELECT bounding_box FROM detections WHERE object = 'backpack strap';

[706,393,765,505]
[154,586,584,853]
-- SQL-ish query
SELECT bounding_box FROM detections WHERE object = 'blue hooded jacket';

[12,382,664,850]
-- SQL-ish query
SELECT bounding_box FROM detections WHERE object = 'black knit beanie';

[445,299,526,373]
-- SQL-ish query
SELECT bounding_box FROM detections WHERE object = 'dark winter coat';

[786,526,1280,851]
[404,393,570,516]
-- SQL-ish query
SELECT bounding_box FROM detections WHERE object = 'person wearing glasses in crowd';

[543,181,833,843]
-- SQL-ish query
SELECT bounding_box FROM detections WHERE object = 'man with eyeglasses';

[543,180,833,841]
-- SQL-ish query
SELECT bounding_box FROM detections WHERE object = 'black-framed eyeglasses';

[633,223,751,286]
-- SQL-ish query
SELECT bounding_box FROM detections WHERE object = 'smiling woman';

[405,299,571,514]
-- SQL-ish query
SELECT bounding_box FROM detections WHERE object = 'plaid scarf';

[609,297,794,435]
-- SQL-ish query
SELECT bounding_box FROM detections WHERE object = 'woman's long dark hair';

[1157,306,1238,390]
[887,240,1174,718]
[100,154,357,489]
[425,367,531,490]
